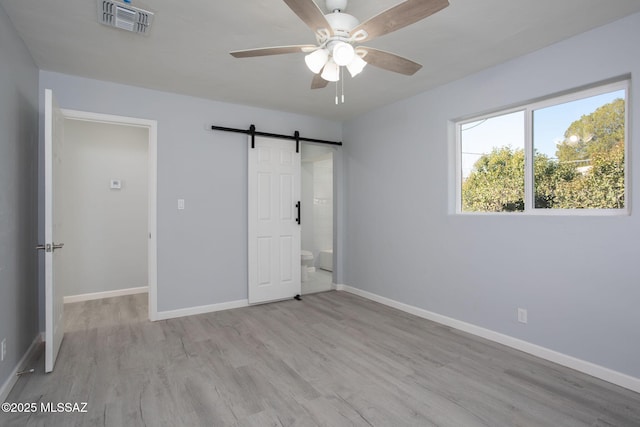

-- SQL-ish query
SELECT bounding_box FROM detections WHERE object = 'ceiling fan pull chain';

[341,67,345,104]
[335,77,339,105]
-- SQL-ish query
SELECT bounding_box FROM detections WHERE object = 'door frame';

[60,109,159,321]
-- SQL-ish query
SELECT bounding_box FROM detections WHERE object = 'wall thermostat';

[110,179,122,189]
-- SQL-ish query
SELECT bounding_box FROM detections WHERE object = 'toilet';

[301,250,315,282]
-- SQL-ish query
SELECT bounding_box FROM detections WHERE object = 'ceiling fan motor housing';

[325,12,359,37]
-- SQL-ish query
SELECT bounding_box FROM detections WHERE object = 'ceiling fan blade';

[311,73,329,89]
[282,0,333,35]
[351,0,449,42]
[359,47,422,75]
[230,45,316,58]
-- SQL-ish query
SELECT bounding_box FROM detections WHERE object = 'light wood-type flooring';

[2,291,640,426]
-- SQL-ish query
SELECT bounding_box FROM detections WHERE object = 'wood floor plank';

[2,291,639,427]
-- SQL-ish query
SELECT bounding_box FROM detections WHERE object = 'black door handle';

[295,201,301,225]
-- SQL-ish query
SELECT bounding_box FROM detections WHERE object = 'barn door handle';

[295,201,301,225]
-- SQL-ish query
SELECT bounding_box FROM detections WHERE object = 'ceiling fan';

[230,0,449,90]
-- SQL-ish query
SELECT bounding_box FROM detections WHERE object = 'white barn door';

[248,136,301,304]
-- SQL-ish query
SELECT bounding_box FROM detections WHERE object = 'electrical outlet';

[1,338,6,361]
[517,308,528,324]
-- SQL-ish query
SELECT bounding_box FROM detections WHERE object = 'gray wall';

[59,120,148,297]
[0,5,39,391]
[38,70,342,320]
[342,13,640,378]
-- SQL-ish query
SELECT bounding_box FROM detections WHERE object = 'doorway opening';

[59,110,158,320]
[301,143,334,295]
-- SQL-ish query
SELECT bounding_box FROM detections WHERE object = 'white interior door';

[44,89,65,373]
[248,136,301,304]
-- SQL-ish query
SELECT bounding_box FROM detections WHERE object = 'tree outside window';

[458,82,627,213]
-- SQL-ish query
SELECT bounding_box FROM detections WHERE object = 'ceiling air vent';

[97,0,154,35]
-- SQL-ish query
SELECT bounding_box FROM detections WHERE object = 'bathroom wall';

[301,144,334,264]
[313,158,333,259]
[301,161,315,255]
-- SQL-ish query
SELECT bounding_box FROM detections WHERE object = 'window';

[456,80,628,214]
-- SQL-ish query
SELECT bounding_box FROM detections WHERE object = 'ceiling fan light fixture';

[321,59,340,82]
[346,54,367,77]
[332,41,355,66]
[305,48,329,74]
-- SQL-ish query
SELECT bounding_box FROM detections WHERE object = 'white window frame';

[455,80,630,215]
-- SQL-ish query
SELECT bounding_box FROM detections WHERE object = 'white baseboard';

[339,285,640,394]
[1,334,42,403]
[64,286,148,304]
[156,299,249,321]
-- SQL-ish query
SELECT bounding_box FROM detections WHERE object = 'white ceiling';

[2,0,640,121]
